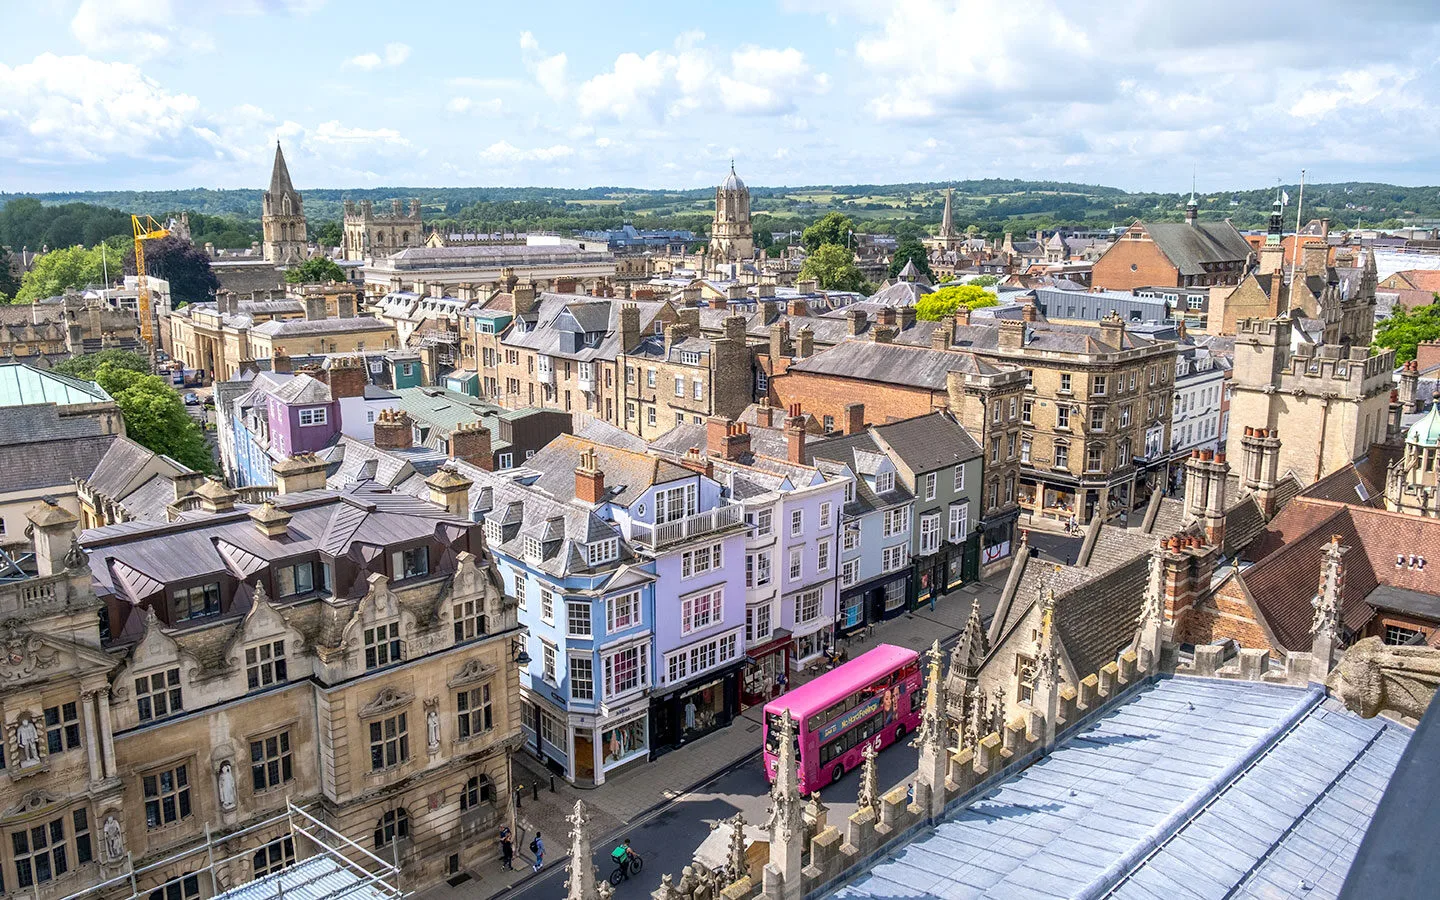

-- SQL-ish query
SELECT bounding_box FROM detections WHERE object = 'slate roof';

[0,403,104,443]
[268,374,332,405]
[1142,220,1254,275]
[320,436,449,490]
[0,431,117,493]
[869,411,981,473]
[387,387,515,453]
[504,296,669,362]
[523,433,692,507]
[784,341,1011,391]
[807,431,915,517]
[250,317,392,337]
[828,677,1410,900]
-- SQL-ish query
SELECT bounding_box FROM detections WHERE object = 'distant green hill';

[3,180,1435,252]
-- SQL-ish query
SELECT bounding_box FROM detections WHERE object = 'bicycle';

[608,852,644,886]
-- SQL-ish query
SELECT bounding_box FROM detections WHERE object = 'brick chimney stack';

[679,446,714,478]
[706,417,751,461]
[784,403,807,464]
[327,356,367,399]
[575,446,606,504]
[795,327,814,359]
[755,398,776,428]
[846,308,867,336]
[449,420,494,470]
[844,402,865,435]
[272,348,292,374]
[372,409,414,450]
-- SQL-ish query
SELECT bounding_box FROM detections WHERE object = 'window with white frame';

[693,379,704,400]
[882,543,909,573]
[664,631,739,684]
[298,407,328,426]
[603,644,647,696]
[655,484,698,524]
[540,587,555,624]
[539,709,564,748]
[746,550,772,587]
[566,601,591,638]
[681,587,723,634]
[754,508,773,535]
[585,538,619,567]
[923,472,937,500]
[674,375,684,397]
[542,643,557,684]
[680,350,701,365]
[795,589,822,624]
[949,503,969,543]
[919,513,940,554]
[746,603,773,642]
[570,657,594,701]
[844,479,855,502]
[756,370,769,393]
[953,464,966,492]
[841,558,859,587]
[789,547,803,581]
[681,543,722,578]
[1021,438,1032,464]
[882,505,910,537]
[606,591,641,632]
[1057,405,1071,429]
[647,407,656,427]
[816,539,831,572]
[875,471,895,494]
[819,501,832,529]
[514,576,527,609]
[646,368,657,387]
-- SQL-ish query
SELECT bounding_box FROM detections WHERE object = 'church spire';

[941,187,955,238]
[269,142,296,197]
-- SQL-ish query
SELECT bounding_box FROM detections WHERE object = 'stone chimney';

[954,306,971,327]
[682,285,701,307]
[769,321,792,362]
[795,327,814,359]
[1301,241,1329,277]
[448,420,494,470]
[426,467,474,519]
[998,319,1025,351]
[846,308,867,336]
[759,299,778,324]
[304,294,326,321]
[785,403,807,464]
[755,398,776,428]
[1398,359,1420,414]
[726,284,747,301]
[327,356,367,399]
[796,279,818,294]
[619,303,640,352]
[757,281,776,299]
[844,402,865,435]
[248,500,293,539]
[931,324,951,351]
[706,417,751,461]
[1098,310,1125,348]
[512,280,537,316]
[336,292,356,318]
[271,453,329,494]
[26,499,79,577]
[372,409,414,450]
[877,307,897,328]
[194,477,238,513]
[272,349,292,374]
[898,306,917,330]
[171,470,207,502]
[1021,302,1038,323]
[575,447,606,504]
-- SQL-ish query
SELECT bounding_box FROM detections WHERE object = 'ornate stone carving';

[359,686,414,718]
[5,789,61,818]
[448,658,498,688]
[103,814,126,862]
[425,698,441,753]
[0,620,60,683]
[217,760,237,811]
[1328,637,1440,722]
[10,713,45,769]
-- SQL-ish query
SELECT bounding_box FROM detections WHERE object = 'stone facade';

[343,199,425,261]
[0,297,145,368]
[710,164,754,263]
[261,144,306,265]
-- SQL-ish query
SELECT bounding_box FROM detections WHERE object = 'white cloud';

[520,32,569,100]
[480,141,575,164]
[310,121,410,146]
[574,35,828,121]
[347,42,411,69]
[447,97,504,115]
[70,0,213,60]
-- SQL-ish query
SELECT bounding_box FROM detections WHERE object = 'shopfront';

[650,662,743,755]
[913,531,982,609]
[742,631,792,708]
[836,569,911,637]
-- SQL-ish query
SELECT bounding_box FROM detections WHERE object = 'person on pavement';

[530,831,544,872]
[499,826,514,870]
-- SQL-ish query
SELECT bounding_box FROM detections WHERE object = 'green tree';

[122,235,220,306]
[888,238,934,280]
[798,243,868,293]
[53,349,150,381]
[969,274,998,288]
[0,248,20,301]
[1374,298,1440,364]
[313,220,343,248]
[284,257,347,284]
[801,212,856,253]
[915,284,998,320]
[93,362,213,472]
[15,245,106,301]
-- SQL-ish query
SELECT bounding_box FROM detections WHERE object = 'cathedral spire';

[269,142,296,198]
[941,187,955,238]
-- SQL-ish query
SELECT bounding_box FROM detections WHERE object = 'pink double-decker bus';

[762,644,922,793]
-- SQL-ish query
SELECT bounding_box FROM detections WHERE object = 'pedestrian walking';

[530,832,544,872]
[499,827,514,870]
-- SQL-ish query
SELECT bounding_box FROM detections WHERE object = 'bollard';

[532,782,539,801]
[516,787,523,810]
[550,775,556,793]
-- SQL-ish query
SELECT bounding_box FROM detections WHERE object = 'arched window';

[401,231,409,244]
[374,808,409,849]
[282,196,292,216]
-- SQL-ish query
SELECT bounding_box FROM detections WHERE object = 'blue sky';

[5,1,1440,193]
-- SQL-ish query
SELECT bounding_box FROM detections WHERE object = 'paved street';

[418,581,1002,900]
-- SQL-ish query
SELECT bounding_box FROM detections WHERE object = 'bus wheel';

[895,724,906,741]
[832,762,845,784]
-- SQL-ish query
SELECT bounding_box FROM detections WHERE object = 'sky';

[4,1,1440,194]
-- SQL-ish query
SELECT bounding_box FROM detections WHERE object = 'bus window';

[910,691,923,713]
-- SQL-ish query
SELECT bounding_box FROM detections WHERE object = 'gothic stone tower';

[262,142,307,265]
[709,161,754,262]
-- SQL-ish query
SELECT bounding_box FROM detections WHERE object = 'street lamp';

[511,636,531,667]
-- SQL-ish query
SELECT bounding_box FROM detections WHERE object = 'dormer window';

[524,536,544,561]
[680,350,701,366]
[587,538,619,566]
[298,407,328,427]
[484,520,502,544]
[875,471,895,494]
[392,547,430,580]
[174,582,221,621]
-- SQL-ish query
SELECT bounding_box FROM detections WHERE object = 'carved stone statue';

[16,715,41,765]
[217,760,237,810]
[103,815,125,861]
[1328,637,1440,722]
[427,708,441,752]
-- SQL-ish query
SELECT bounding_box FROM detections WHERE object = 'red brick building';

[1091,217,1253,292]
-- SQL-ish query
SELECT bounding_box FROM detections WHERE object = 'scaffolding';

[57,803,404,900]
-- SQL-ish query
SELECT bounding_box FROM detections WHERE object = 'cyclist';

[611,838,633,872]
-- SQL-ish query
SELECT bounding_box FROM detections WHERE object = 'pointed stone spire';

[1135,546,1166,673]
[565,800,598,900]
[725,812,748,882]
[805,791,828,832]
[947,600,988,720]
[1310,535,1347,682]
[251,578,271,607]
[269,142,296,197]
[964,683,982,747]
[763,711,804,899]
[941,187,955,238]
[991,685,1005,734]
[856,742,880,814]
[915,639,950,817]
[1031,589,1062,747]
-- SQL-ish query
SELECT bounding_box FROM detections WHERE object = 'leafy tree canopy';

[801,212,857,253]
[53,349,150,381]
[15,245,107,302]
[93,362,213,472]
[285,257,347,284]
[916,284,998,320]
[969,274,999,287]
[123,235,219,306]
[0,198,131,250]
[888,238,934,280]
[798,243,868,293]
[1374,298,1440,364]
[0,248,20,300]
[313,220,343,248]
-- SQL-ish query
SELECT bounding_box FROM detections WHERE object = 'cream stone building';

[342,199,425,261]
[709,163,755,263]
[261,144,306,265]
[0,467,522,898]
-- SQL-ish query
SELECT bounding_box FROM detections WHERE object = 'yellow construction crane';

[132,214,169,363]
